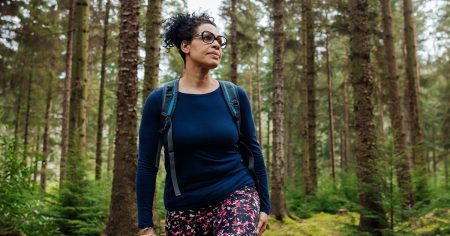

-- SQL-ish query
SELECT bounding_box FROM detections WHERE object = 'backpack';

[154,79,259,196]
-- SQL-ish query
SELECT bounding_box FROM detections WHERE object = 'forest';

[0,0,449,235]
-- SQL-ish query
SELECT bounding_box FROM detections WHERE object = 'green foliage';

[55,177,111,236]
[0,132,60,235]
[309,177,360,214]
[264,212,362,236]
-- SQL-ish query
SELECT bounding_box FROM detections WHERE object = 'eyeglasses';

[192,31,227,49]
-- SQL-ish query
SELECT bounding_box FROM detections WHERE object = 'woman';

[136,12,270,236]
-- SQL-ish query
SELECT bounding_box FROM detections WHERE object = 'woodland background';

[0,0,449,235]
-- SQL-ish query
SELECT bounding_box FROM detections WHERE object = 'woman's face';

[182,23,224,69]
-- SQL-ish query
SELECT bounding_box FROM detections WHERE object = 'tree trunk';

[301,0,313,197]
[325,30,336,181]
[270,0,288,220]
[60,0,90,234]
[230,0,238,84]
[95,0,111,181]
[349,0,388,233]
[107,112,115,174]
[248,65,254,110]
[143,0,163,231]
[14,82,23,151]
[373,38,386,140]
[266,112,271,181]
[40,81,53,192]
[60,0,75,189]
[142,0,162,103]
[23,75,32,165]
[342,55,351,171]
[403,0,428,201]
[105,0,139,234]
[380,0,415,209]
[256,49,263,146]
[33,126,41,183]
[305,0,317,192]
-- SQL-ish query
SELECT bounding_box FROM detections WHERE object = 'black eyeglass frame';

[192,31,228,49]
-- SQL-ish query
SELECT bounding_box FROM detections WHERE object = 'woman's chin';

[206,61,220,69]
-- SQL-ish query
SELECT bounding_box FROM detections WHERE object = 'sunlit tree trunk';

[142,0,162,103]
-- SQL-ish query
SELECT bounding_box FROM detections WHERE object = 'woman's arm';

[136,88,163,228]
[237,86,271,215]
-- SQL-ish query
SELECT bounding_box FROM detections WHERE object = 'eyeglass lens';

[202,31,227,48]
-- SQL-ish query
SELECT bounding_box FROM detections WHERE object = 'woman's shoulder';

[143,87,164,107]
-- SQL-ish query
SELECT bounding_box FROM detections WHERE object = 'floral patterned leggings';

[165,185,260,236]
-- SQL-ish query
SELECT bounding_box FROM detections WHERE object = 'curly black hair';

[162,12,216,63]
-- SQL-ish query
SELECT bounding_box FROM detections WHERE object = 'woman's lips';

[208,52,220,59]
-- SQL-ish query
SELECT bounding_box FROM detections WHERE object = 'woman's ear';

[181,40,190,54]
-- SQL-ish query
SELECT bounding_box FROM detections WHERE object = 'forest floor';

[263,208,449,236]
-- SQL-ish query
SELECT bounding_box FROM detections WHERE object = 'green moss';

[264,212,361,236]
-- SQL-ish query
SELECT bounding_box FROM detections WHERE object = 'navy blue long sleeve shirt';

[136,82,270,228]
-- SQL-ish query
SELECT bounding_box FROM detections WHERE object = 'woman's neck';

[180,61,217,93]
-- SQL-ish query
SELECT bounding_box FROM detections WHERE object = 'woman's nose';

[211,40,220,50]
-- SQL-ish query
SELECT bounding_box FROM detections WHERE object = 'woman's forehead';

[196,23,221,35]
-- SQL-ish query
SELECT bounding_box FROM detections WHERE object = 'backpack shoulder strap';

[161,79,180,131]
[155,79,179,169]
[218,80,241,134]
[156,79,182,196]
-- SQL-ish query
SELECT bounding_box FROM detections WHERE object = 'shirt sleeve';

[136,87,163,228]
[237,86,271,214]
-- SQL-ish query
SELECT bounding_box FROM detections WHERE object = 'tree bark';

[248,65,254,110]
[33,126,41,183]
[301,0,311,197]
[325,30,336,181]
[305,0,317,192]
[106,0,139,234]
[256,49,263,146]
[380,0,415,209]
[13,81,23,151]
[107,112,115,174]
[60,0,90,234]
[60,0,75,189]
[40,81,53,192]
[270,0,288,220]
[230,0,238,84]
[142,0,162,103]
[23,75,32,165]
[403,0,428,201]
[349,0,388,232]
[143,1,163,231]
[266,111,271,181]
[95,0,111,181]
[342,55,351,171]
